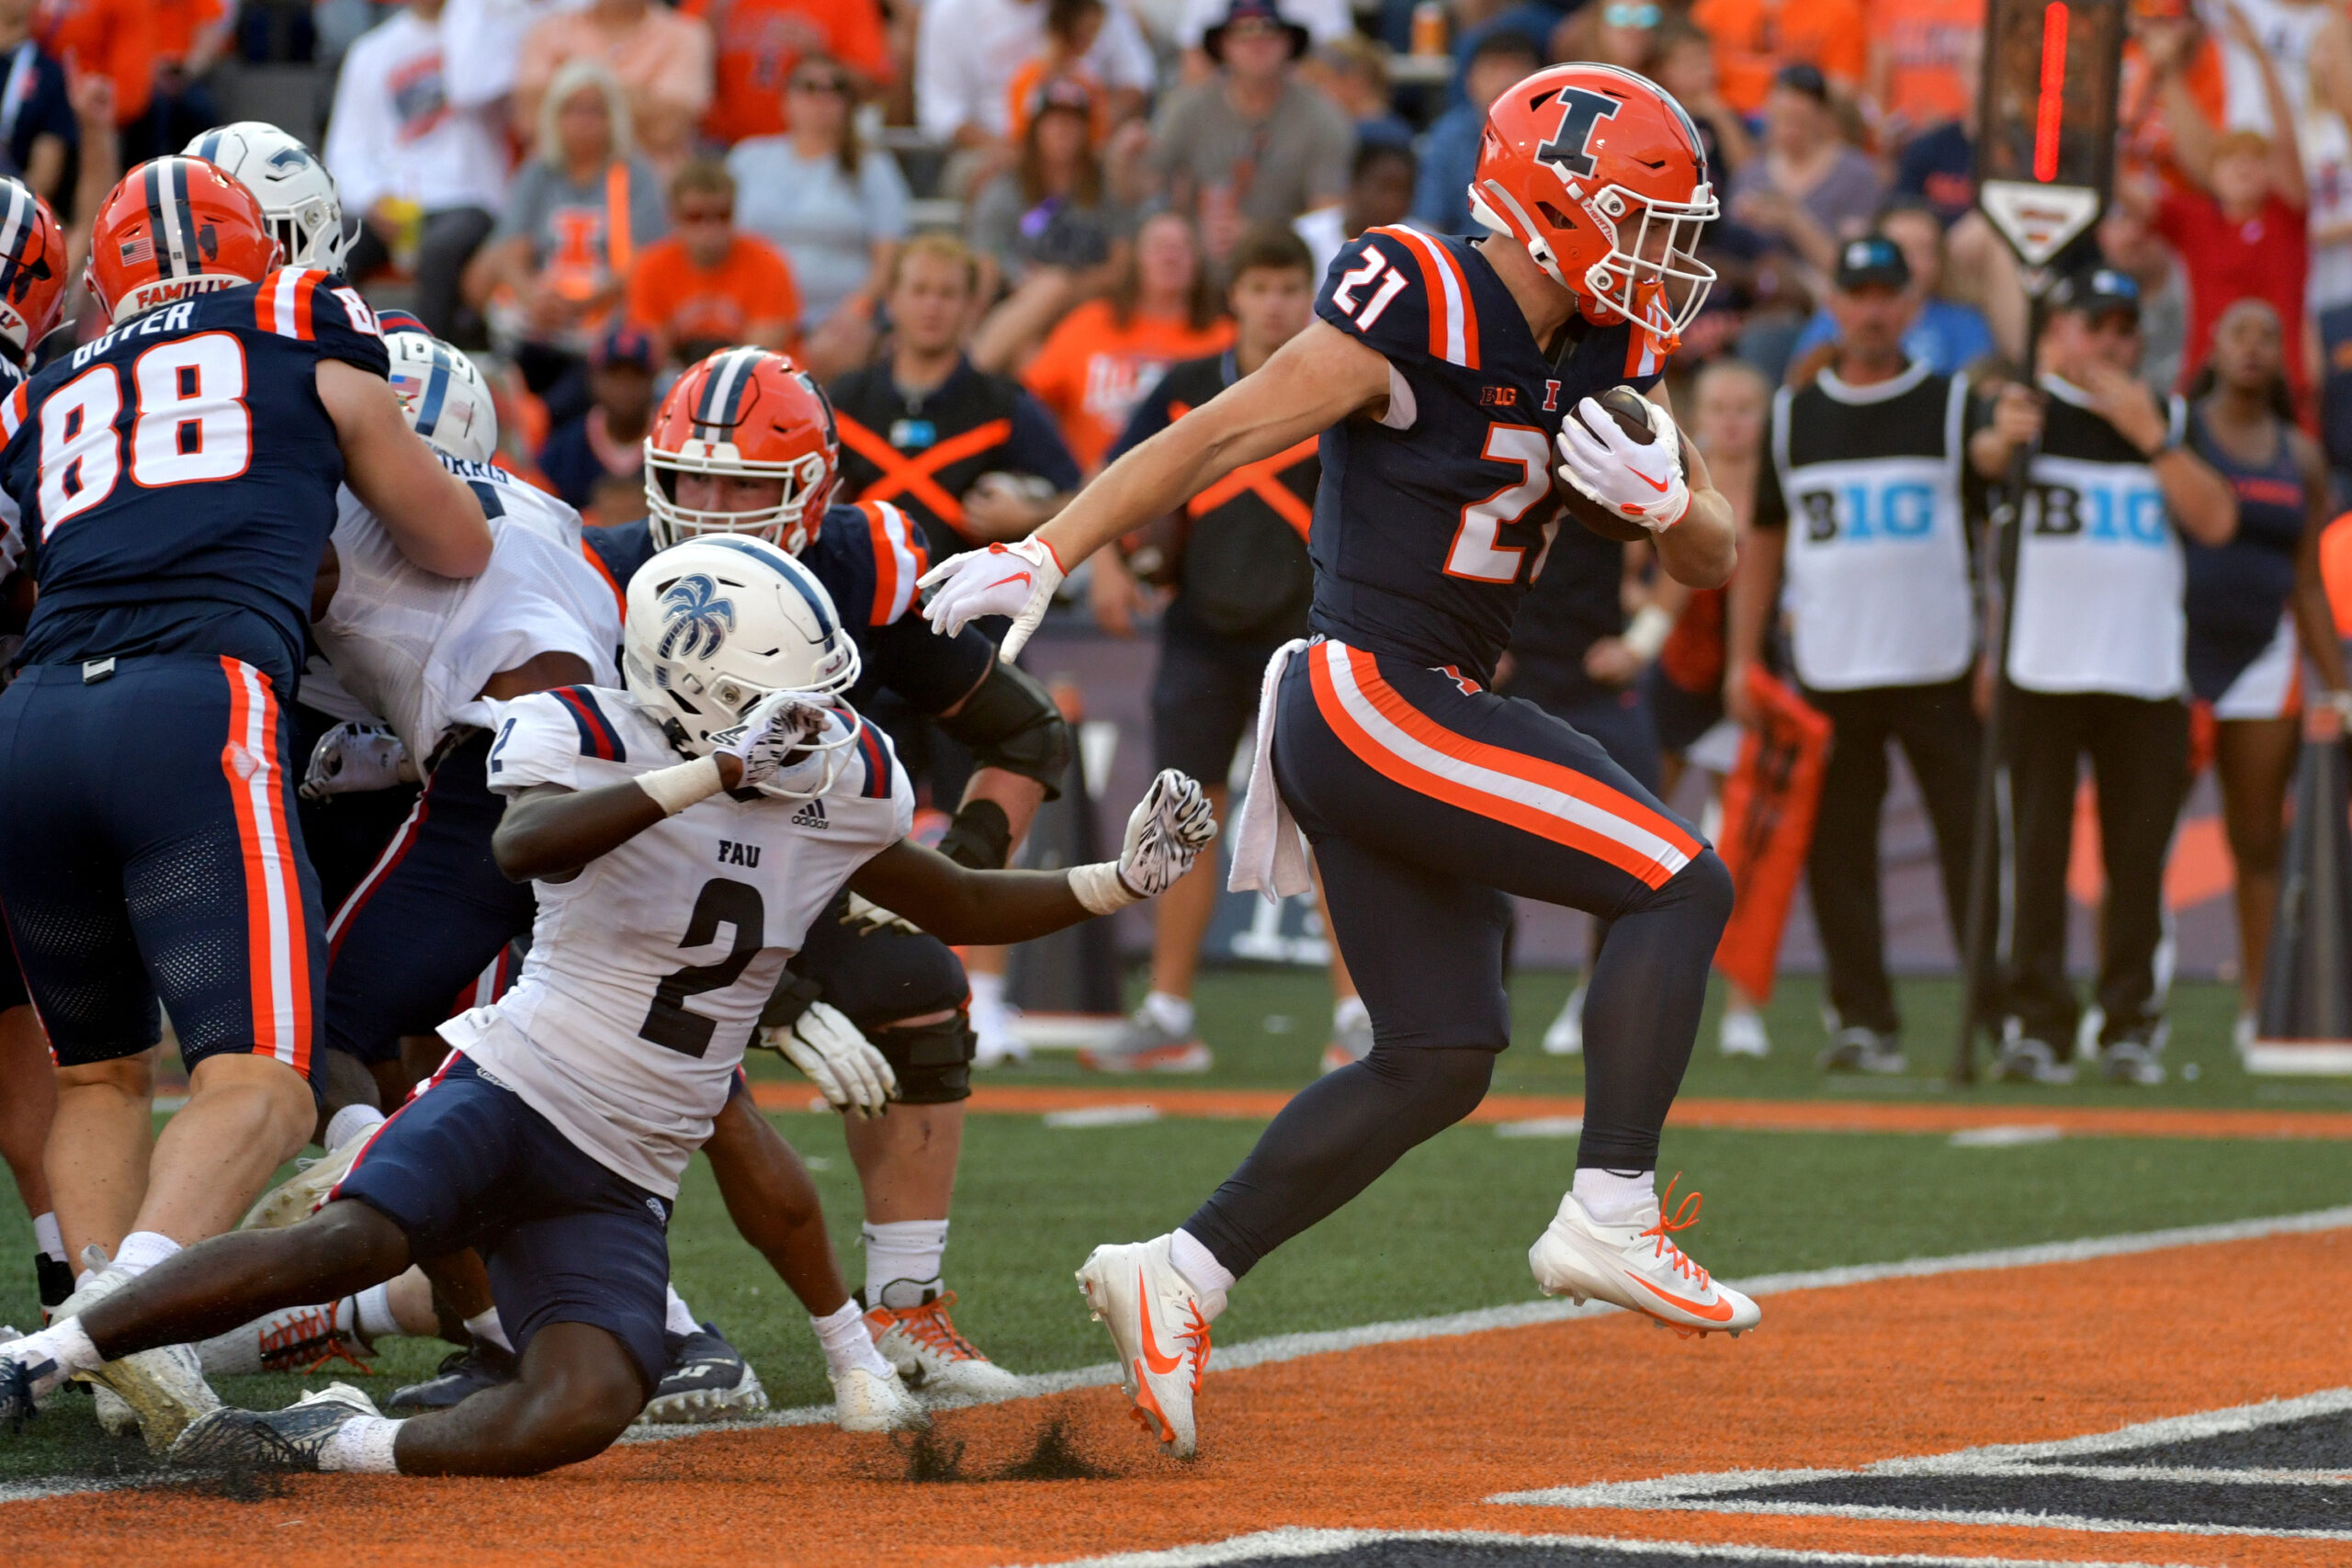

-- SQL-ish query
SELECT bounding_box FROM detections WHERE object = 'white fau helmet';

[387,333,498,463]
[622,536,864,787]
[185,121,352,274]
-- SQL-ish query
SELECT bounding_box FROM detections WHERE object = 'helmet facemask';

[1475,171,1715,355]
[644,438,833,554]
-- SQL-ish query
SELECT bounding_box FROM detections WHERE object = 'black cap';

[1774,62,1830,102]
[1204,0,1311,62]
[1834,234,1912,292]
[2049,265,2142,323]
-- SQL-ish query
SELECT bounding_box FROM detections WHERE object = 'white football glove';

[300,721,415,800]
[1555,394,1690,534]
[1066,769,1219,914]
[917,536,1065,661]
[763,1001,897,1119]
[712,691,837,791]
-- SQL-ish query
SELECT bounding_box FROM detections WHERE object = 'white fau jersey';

[443,684,913,1196]
[314,456,620,760]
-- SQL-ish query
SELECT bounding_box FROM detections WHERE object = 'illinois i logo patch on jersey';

[657,574,737,660]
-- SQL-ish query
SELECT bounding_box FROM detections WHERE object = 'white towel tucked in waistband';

[1227,637,1313,901]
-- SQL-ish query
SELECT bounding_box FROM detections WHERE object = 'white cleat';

[1718,1007,1770,1058]
[1075,1235,1218,1458]
[864,1292,1023,1401]
[1529,1178,1760,1338]
[1542,984,1586,1055]
[242,1123,377,1231]
[51,1247,220,1450]
[829,1362,929,1432]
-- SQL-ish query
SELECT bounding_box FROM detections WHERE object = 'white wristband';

[1068,861,1139,916]
[637,755,727,817]
[1622,604,1674,662]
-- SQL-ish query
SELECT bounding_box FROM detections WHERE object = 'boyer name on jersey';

[454,683,915,1195]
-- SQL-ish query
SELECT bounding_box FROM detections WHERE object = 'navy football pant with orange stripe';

[0,656,323,1082]
[1183,641,1731,1278]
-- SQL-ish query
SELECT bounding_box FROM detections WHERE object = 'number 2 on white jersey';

[1331,251,1409,332]
[36,332,254,536]
[1445,423,1550,582]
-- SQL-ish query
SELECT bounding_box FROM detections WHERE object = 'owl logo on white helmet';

[385,333,499,464]
[623,536,865,790]
[184,121,351,274]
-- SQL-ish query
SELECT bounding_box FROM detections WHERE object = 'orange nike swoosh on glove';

[989,570,1034,591]
[1633,470,1671,493]
[1136,1269,1185,1374]
[1628,1272,1736,1321]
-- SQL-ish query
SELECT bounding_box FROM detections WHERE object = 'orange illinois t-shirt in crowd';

[1020,299,1233,472]
[626,231,803,355]
[152,0,225,65]
[1870,0,1983,134]
[36,0,154,124]
[1690,0,1868,116]
[683,0,893,147]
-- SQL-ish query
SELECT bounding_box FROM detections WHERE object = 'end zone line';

[622,1202,2352,1445]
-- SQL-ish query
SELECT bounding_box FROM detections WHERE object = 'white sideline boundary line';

[1023,1527,2203,1568]
[617,1202,2352,1445]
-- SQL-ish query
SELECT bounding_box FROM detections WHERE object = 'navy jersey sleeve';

[1007,389,1081,491]
[807,501,932,629]
[253,269,391,378]
[1314,228,1441,365]
[582,518,658,592]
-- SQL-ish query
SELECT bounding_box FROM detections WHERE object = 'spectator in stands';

[1650,18,1753,185]
[1306,34,1411,151]
[1021,209,1232,471]
[0,0,78,203]
[1691,0,1865,116]
[625,158,800,365]
[441,0,573,118]
[1553,0,1666,75]
[1004,0,1112,152]
[35,0,152,131]
[131,0,228,162]
[683,0,892,147]
[1295,139,1413,276]
[2130,9,2309,401]
[1148,0,1352,260]
[2098,203,2190,396]
[967,75,1136,371]
[1731,64,1887,282]
[463,61,668,408]
[1864,0,1981,149]
[1175,0,1352,73]
[1082,224,1365,1076]
[831,233,1080,562]
[538,322,655,520]
[329,0,512,347]
[514,0,713,176]
[1739,236,1990,1077]
[1413,29,1540,238]
[914,0,1153,157]
[2183,299,2352,1049]
[729,52,910,369]
[1788,200,1995,377]
[2118,0,2225,187]
[1972,267,2238,1086]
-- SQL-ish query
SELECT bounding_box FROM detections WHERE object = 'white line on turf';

[617,1202,2352,1444]
[1018,1526,2202,1568]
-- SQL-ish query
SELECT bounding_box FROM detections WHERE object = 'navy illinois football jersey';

[584,501,994,715]
[1310,226,1668,684]
[0,267,390,689]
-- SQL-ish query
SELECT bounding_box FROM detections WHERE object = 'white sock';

[1332,995,1368,1033]
[113,1231,179,1276]
[863,1219,949,1310]
[663,1284,699,1339]
[1573,1167,1657,1227]
[28,1316,102,1387]
[319,1414,404,1473]
[324,1102,387,1152]
[1141,989,1194,1036]
[811,1299,893,1379]
[31,1212,62,1263]
[1168,1228,1234,1311]
[463,1307,513,1354]
[354,1283,401,1342]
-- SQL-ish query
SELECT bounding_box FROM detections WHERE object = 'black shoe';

[387,1340,517,1412]
[34,1255,73,1318]
[170,1382,379,1470]
[0,1348,40,1433]
[639,1323,767,1424]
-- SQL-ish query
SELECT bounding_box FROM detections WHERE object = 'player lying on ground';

[920,63,1757,1458]
[0,538,1213,1476]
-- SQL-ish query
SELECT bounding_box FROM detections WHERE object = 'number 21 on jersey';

[37,332,252,536]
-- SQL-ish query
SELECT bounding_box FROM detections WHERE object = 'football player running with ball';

[922,64,1758,1458]
[0,541,1214,1477]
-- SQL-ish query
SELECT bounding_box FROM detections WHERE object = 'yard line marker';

[1043,1104,1160,1129]
[1948,1125,2064,1147]
[1023,1527,2205,1568]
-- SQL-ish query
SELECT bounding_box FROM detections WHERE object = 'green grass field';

[2,968,2345,1484]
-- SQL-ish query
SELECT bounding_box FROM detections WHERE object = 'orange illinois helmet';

[645,346,840,554]
[0,179,66,365]
[85,156,283,325]
[1471,63,1716,354]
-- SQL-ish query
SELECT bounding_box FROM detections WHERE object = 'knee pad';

[871,1013,975,1104]
[792,922,968,1029]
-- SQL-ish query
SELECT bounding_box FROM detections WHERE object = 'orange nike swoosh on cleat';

[1136,1269,1185,1375]
[1628,1272,1736,1322]
[1633,470,1671,492]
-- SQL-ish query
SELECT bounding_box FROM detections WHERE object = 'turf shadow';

[881,1415,1125,1483]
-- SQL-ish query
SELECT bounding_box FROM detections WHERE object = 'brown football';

[1562,385,1664,543]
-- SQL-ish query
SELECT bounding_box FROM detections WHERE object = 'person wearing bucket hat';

[1148,0,1352,250]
